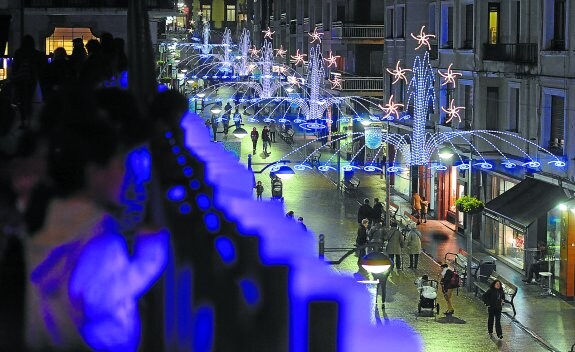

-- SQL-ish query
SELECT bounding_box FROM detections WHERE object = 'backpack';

[449,270,461,288]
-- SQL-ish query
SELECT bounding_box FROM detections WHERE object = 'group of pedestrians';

[411,192,429,225]
[250,123,276,156]
[285,210,308,231]
[355,198,422,270]
[207,101,243,140]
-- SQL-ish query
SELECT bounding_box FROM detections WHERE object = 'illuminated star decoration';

[323,51,340,68]
[274,45,287,58]
[277,65,288,74]
[248,63,257,73]
[442,99,465,123]
[378,95,404,120]
[328,76,343,90]
[262,27,275,40]
[308,27,324,43]
[386,61,411,84]
[438,63,462,87]
[290,49,307,65]
[249,45,261,58]
[287,75,303,87]
[410,26,436,50]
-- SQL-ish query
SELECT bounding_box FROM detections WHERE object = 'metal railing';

[331,22,385,39]
[483,43,538,65]
[333,76,384,92]
[25,0,176,8]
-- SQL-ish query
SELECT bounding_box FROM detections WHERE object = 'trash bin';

[477,256,496,282]
[271,175,283,201]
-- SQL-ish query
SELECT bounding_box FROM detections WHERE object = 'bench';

[445,249,496,288]
[473,271,518,317]
[341,176,360,193]
[280,129,295,145]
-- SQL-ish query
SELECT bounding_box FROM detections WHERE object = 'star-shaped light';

[308,27,324,43]
[329,76,343,90]
[277,65,288,74]
[386,61,411,84]
[290,49,307,65]
[274,45,287,58]
[442,99,465,123]
[248,63,257,72]
[438,63,462,87]
[323,51,340,68]
[377,95,404,119]
[262,27,275,40]
[249,45,261,58]
[287,75,303,87]
[410,26,436,50]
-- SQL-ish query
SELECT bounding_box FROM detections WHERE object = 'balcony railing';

[333,77,384,92]
[331,22,385,40]
[483,43,537,65]
[25,0,176,9]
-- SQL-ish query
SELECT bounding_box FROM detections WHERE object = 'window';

[486,87,499,130]
[508,86,520,132]
[336,5,345,22]
[439,84,453,124]
[542,89,566,153]
[462,4,473,49]
[396,6,405,38]
[386,8,394,38]
[201,5,212,21]
[488,3,500,44]
[226,4,236,22]
[552,0,566,50]
[462,84,473,129]
[45,27,97,55]
[428,4,436,35]
[440,3,453,48]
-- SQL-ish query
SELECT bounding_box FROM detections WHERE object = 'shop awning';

[483,177,568,231]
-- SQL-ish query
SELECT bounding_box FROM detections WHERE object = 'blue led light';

[189,180,201,190]
[177,155,186,165]
[167,185,186,202]
[293,164,313,171]
[317,165,336,172]
[196,194,210,210]
[215,236,236,264]
[239,279,260,306]
[172,146,181,154]
[204,213,220,232]
[179,202,192,214]
[183,166,193,177]
[193,305,214,352]
[165,131,173,139]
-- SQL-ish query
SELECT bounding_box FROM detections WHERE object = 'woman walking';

[404,223,422,269]
[250,127,259,155]
[385,223,404,270]
[483,280,505,339]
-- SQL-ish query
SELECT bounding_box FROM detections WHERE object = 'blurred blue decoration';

[239,279,260,305]
[215,236,236,264]
[167,185,187,202]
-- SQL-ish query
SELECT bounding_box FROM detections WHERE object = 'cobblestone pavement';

[205,89,575,352]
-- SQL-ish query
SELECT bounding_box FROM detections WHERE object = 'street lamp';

[360,251,393,310]
[232,127,248,139]
[270,164,295,180]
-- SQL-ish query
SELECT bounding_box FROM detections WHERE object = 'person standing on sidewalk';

[261,126,271,155]
[255,181,264,201]
[482,280,505,339]
[385,224,404,270]
[356,218,369,261]
[372,197,383,224]
[411,192,422,224]
[439,263,455,315]
[250,127,259,154]
[357,198,373,224]
[404,223,421,269]
[269,121,277,142]
[420,196,429,223]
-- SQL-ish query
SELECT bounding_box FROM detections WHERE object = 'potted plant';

[456,195,484,214]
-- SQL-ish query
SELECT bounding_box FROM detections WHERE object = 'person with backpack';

[482,280,505,339]
[439,262,458,315]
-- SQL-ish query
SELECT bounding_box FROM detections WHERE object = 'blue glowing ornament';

[293,164,313,171]
[215,236,236,264]
[363,165,383,172]
[167,185,186,202]
[317,165,336,172]
[522,161,541,168]
[548,160,566,167]
[364,126,382,149]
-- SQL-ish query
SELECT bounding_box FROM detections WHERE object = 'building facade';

[383,0,575,299]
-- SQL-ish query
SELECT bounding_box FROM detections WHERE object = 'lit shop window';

[45,27,98,56]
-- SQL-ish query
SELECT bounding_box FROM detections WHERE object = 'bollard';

[319,234,325,260]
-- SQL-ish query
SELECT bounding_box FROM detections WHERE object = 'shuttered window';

[550,95,564,148]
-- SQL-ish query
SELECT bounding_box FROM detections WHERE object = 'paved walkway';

[218,111,575,352]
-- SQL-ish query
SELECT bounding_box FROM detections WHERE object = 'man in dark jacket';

[372,197,383,223]
[356,218,369,259]
[357,198,372,224]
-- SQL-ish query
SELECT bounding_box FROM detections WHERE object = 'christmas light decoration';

[290,49,307,65]
[329,76,343,90]
[323,51,340,68]
[438,63,462,87]
[274,45,287,58]
[442,99,465,123]
[262,27,275,40]
[308,27,324,43]
[410,26,436,50]
[386,61,411,84]
[378,95,404,120]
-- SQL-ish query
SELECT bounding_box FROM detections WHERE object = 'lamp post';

[360,251,393,310]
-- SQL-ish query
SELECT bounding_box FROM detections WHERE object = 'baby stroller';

[415,276,440,316]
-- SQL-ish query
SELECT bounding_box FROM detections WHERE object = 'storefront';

[435,166,464,223]
[481,176,575,299]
